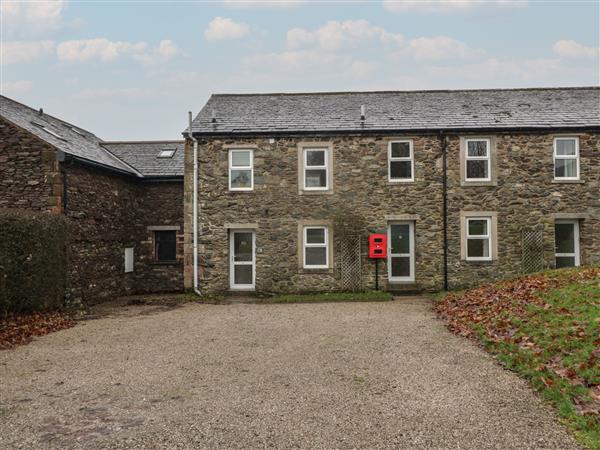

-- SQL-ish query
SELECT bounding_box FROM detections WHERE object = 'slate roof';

[190,87,600,135]
[101,141,184,178]
[1,95,140,176]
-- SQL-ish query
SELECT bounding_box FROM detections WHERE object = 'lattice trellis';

[340,235,362,292]
[521,229,544,274]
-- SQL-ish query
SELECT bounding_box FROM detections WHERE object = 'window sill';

[462,259,495,265]
[388,180,415,185]
[388,280,416,285]
[551,179,584,184]
[460,181,497,187]
[152,261,181,266]
[299,190,333,195]
[298,268,334,275]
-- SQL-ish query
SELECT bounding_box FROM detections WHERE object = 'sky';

[1,0,599,140]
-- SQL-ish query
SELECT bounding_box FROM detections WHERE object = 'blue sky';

[2,0,599,140]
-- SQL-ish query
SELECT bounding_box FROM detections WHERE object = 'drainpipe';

[189,112,201,296]
[441,134,449,291]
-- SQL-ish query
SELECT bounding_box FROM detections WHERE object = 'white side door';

[230,230,255,290]
[388,222,415,282]
[554,220,580,268]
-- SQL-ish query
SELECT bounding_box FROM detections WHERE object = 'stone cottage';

[0,95,184,303]
[183,87,599,294]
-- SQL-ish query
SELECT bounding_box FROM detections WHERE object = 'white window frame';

[466,217,492,261]
[303,226,329,269]
[388,140,414,182]
[553,137,580,181]
[465,139,491,182]
[555,219,580,267]
[387,221,415,282]
[303,148,329,191]
[228,149,254,191]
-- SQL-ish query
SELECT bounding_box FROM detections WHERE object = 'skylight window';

[158,149,176,158]
[31,122,66,141]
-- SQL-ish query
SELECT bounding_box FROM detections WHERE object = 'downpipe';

[189,112,202,296]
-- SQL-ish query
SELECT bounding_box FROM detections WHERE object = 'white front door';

[230,230,255,290]
[388,222,415,282]
[554,220,580,268]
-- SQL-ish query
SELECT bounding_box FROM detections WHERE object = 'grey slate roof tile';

[101,141,184,178]
[190,87,600,135]
[1,95,184,178]
[1,95,140,175]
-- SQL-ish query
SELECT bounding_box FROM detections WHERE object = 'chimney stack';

[360,105,365,121]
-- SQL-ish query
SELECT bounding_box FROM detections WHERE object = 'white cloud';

[1,0,66,37]
[1,80,34,96]
[553,40,599,60]
[383,0,527,13]
[204,17,250,41]
[133,40,183,65]
[1,41,55,64]
[56,38,183,65]
[223,0,306,8]
[286,20,403,51]
[407,36,484,60]
[56,39,147,62]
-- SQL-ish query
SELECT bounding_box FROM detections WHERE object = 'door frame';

[387,221,415,283]
[229,229,256,290]
[554,219,580,267]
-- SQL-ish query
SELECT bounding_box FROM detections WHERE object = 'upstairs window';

[465,139,491,181]
[229,149,253,191]
[466,217,492,261]
[154,231,177,262]
[388,140,414,182]
[158,148,176,158]
[554,137,579,180]
[303,148,328,190]
[303,226,329,269]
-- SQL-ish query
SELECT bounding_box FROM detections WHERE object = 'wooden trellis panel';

[340,235,362,292]
[521,229,544,274]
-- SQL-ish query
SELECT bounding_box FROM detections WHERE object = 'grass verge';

[436,267,600,449]
[259,291,393,304]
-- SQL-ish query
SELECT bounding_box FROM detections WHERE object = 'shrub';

[0,211,68,317]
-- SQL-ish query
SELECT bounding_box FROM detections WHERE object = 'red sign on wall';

[368,234,387,259]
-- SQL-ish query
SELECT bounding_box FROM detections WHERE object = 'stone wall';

[64,162,140,303]
[64,162,185,303]
[184,131,599,294]
[132,182,185,293]
[0,117,62,213]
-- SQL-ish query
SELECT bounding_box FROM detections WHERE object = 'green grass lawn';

[437,267,600,449]
[260,291,393,304]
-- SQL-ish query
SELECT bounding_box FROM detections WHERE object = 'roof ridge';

[209,86,600,97]
[0,94,97,137]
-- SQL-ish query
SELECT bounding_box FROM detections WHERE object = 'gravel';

[0,298,581,449]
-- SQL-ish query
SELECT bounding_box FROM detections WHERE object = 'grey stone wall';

[184,131,599,294]
[0,116,185,304]
[0,117,62,213]
[64,163,184,303]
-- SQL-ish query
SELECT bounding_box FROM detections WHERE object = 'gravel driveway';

[0,298,580,449]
